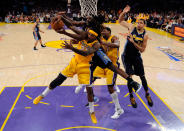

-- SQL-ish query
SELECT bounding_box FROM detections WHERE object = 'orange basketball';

[51,17,64,30]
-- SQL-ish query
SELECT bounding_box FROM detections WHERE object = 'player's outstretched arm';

[118,5,134,30]
[60,16,87,40]
[63,41,100,56]
[57,12,85,27]
[101,36,120,48]
[56,28,84,41]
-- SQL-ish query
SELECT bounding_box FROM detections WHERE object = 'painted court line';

[0,86,6,95]
[1,86,183,131]
[56,126,116,131]
[149,86,184,123]
[0,87,23,131]
[0,87,22,128]
[1,86,160,131]
[135,93,163,128]
[120,78,162,128]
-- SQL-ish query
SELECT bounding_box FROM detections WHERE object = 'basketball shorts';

[33,32,41,40]
[93,59,120,85]
[61,57,92,85]
[121,54,145,76]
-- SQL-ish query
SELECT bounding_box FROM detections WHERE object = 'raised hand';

[123,5,131,13]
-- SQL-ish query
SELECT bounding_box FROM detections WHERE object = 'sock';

[111,92,121,110]
[41,87,52,97]
[89,102,94,113]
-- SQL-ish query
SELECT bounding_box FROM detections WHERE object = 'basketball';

[51,17,64,30]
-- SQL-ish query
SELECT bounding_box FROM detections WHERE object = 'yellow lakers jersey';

[75,40,98,63]
[101,35,119,61]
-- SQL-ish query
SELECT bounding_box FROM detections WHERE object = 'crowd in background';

[3,8,184,33]
[124,11,184,33]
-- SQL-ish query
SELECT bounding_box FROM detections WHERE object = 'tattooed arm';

[101,36,120,48]
[63,41,100,56]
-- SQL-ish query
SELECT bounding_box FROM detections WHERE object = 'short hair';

[139,19,147,25]
[104,27,111,34]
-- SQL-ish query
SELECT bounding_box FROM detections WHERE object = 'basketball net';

[79,0,98,17]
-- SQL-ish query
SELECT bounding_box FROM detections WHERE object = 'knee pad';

[49,73,67,89]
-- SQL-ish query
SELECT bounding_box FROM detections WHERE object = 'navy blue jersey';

[34,23,40,33]
[33,23,41,40]
[123,27,146,57]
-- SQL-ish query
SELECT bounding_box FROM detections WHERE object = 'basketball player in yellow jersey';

[96,27,120,86]
[94,27,124,119]
[94,27,120,92]
[75,27,124,119]
[76,27,121,93]
[33,29,100,124]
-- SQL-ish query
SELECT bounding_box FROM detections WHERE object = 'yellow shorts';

[93,60,118,85]
[61,57,92,85]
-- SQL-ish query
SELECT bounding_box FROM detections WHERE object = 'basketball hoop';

[79,0,98,17]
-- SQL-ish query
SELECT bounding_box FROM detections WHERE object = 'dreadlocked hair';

[88,14,105,38]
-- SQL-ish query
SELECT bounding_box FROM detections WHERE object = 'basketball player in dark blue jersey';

[119,5,153,108]
[33,18,46,50]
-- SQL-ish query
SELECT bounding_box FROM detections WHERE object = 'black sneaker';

[130,96,137,108]
[129,81,141,93]
[41,44,46,47]
[33,47,38,50]
[146,94,153,107]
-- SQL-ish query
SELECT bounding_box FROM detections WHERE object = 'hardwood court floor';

[0,23,183,130]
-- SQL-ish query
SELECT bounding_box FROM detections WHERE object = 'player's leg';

[134,56,153,107]
[121,54,138,108]
[106,69,124,119]
[113,61,120,93]
[33,73,67,104]
[96,50,140,91]
[33,32,39,50]
[86,86,97,124]
[37,33,46,47]
[33,57,76,104]
[77,65,97,124]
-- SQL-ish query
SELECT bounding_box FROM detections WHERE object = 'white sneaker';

[111,108,124,119]
[84,87,87,92]
[75,85,84,94]
[115,85,120,93]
